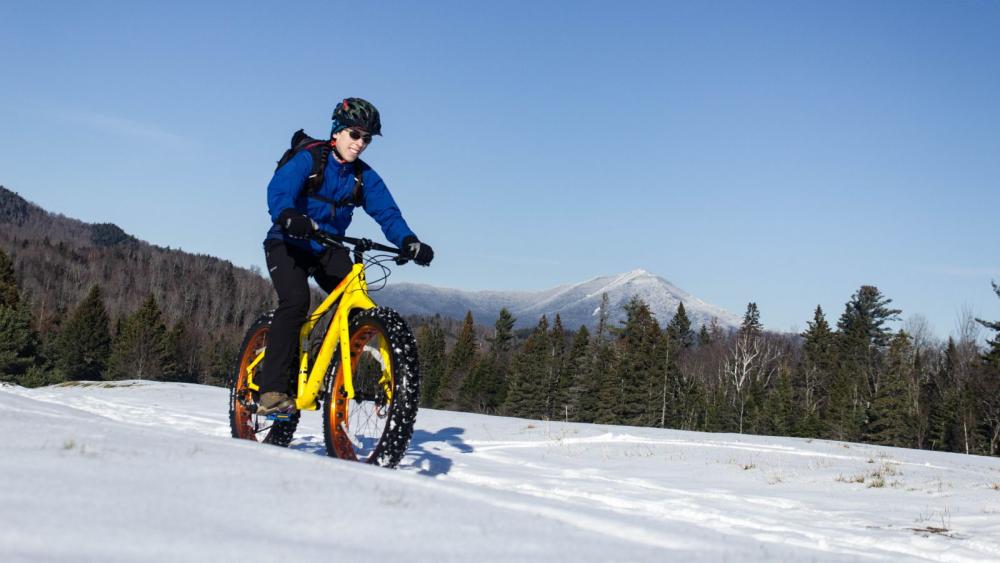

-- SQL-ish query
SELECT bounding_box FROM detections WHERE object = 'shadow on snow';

[288,425,474,477]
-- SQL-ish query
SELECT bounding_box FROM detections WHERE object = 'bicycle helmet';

[331,97,382,136]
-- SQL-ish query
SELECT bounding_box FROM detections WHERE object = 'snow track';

[3,381,1000,562]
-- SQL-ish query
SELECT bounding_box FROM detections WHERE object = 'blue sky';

[1,0,998,338]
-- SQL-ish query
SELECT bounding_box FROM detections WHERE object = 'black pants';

[258,239,352,394]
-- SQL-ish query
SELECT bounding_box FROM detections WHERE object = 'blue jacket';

[265,149,416,255]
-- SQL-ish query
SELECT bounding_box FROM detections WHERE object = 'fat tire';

[323,307,420,467]
[229,311,300,447]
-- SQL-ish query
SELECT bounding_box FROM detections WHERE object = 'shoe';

[258,392,296,415]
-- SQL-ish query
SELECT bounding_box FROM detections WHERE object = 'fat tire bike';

[229,232,421,468]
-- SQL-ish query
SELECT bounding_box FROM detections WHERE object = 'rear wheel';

[323,307,420,467]
[229,312,299,447]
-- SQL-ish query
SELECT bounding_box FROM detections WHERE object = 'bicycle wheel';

[323,307,420,467]
[229,311,300,447]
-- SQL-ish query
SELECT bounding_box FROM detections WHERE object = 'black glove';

[402,236,434,266]
[278,209,317,239]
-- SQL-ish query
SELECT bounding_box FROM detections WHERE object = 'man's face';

[332,128,371,162]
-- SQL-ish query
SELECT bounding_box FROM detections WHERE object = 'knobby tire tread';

[229,311,300,447]
[323,307,420,468]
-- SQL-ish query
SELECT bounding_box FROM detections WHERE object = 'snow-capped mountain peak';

[375,269,743,330]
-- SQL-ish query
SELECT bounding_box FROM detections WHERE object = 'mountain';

[0,185,274,384]
[374,268,743,330]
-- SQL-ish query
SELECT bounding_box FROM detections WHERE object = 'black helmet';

[332,97,382,136]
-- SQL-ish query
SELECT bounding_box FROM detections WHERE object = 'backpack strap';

[303,158,365,209]
[302,142,330,196]
[348,161,364,206]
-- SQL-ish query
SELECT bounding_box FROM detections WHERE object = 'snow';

[377,269,744,331]
[3,381,1000,562]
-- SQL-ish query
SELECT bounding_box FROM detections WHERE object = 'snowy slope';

[376,269,743,330]
[3,381,1000,562]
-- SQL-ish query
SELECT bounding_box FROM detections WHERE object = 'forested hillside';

[0,185,274,385]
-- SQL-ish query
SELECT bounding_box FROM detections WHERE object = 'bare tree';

[721,331,780,434]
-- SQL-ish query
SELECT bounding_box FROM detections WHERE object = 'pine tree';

[565,325,592,421]
[437,311,477,409]
[106,294,168,380]
[546,314,571,420]
[161,321,200,383]
[665,302,694,348]
[698,324,712,346]
[459,309,516,413]
[0,249,38,382]
[974,282,1000,455]
[740,302,763,338]
[976,282,1000,368]
[53,285,111,380]
[0,249,19,309]
[484,308,516,410]
[830,286,901,441]
[416,319,447,408]
[503,316,550,418]
[660,303,695,428]
[798,306,834,437]
[922,340,959,451]
[762,366,795,436]
[614,297,661,426]
[200,335,235,387]
[866,330,916,446]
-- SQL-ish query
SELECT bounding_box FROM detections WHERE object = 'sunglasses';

[347,129,373,144]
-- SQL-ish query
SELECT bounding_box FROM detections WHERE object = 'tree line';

[416,286,1000,457]
[3,186,998,456]
[0,186,274,386]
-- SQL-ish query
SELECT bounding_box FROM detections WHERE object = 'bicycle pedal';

[266,412,294,422]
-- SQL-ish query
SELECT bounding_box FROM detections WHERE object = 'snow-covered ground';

[2,381,999,562]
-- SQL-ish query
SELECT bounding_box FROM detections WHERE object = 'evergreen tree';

[161,321,200,383]
[762,366,795,436]
[866,330,916,446]
[106,294,168,380]
[0,249,38,382]
[53,285,111,380]
[0,250,19,308]
[565,325,592,421]
[503,316,550,418]
[461,308,516,413]
[485,308,516,410]
[976,282,1000,368]
[922,339,959,451]
[416,319,447,408]
[437,311,477,409]
[740,302,763,338]
[830,285,901,441]
[614,297,661,426]
[200,335,235,387]
[546,314,571,420]
[974,282,1000,454]
[660,303,694,428]
[592,339,619,425]
[698,324,712,346]
[665,302,695,348]
[798,306,834,436]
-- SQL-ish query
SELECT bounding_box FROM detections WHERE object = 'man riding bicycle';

[258,97,434,415]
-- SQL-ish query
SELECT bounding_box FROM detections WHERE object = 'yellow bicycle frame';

[245,262,392,412]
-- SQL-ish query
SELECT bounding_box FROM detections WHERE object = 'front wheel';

[229,312,300,447]
[323,307,420,467]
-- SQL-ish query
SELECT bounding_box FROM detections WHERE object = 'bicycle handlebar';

[311,231,411,265]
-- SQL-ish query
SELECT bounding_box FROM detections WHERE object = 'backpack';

[275,129,364,207]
